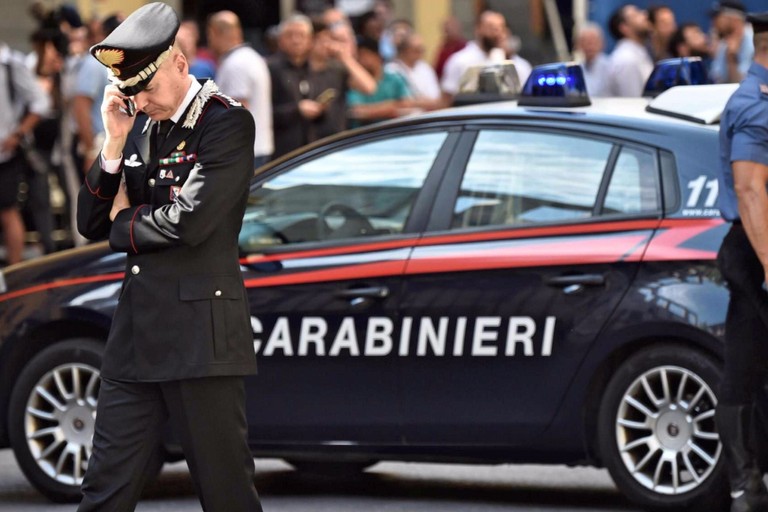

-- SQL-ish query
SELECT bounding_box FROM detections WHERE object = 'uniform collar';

[748,62,768,84]
[170,75,201,124]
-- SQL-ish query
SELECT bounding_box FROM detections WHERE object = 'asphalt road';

[0,448,644,512]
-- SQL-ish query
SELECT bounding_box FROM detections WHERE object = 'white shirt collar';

[170,75,201,124]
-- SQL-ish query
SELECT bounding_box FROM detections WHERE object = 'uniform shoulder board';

[214,91,241,108]
[182,79,241,129]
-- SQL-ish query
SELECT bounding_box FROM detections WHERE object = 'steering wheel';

[316,202,375,240]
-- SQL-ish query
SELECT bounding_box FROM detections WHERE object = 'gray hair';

[576,21,604,40]
[278,13,313,35]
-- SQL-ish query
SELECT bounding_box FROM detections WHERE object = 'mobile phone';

[316,88,336,106]
[120,98,136,117]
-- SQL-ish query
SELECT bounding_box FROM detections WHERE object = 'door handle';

[546,274,606,287]
[335,286,390,299]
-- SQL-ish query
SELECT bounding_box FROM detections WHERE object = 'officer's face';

[133,51,189,121]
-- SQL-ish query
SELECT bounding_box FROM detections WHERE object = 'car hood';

[1,242,123,295]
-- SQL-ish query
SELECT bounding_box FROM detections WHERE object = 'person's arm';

[733,160,768,284]
[72,95,95,170]
[725,36,746,84]
[332,42,376,95]
[77,85,136,240]
[0,112,41,153]
[109,107,255,253]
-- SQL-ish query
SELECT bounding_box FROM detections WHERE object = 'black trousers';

[78,376,263,512]
[717,224,768,406]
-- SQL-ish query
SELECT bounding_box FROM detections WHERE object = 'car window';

[603,146,660,215]
[240,132,447,250]
[452,130,613,229]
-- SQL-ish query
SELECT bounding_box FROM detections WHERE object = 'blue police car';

[0,64,742,511]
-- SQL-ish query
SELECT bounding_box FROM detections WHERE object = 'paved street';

[0,448,642,512]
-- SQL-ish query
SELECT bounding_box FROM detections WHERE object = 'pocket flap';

[179,275,243,301]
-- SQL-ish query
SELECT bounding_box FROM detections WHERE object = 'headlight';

[0,269,6,294]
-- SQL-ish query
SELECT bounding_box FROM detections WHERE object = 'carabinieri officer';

[76,3,262,510]
[717,11,768,512]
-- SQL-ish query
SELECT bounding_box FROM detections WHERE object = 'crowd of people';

[0,0,759,265]
[576,0,753,97]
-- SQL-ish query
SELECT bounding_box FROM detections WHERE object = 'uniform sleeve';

[731,122,768,166]
[108,107,255,253]
[77,157,123,240]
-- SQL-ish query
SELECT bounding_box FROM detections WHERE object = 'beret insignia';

[95,48,125,76]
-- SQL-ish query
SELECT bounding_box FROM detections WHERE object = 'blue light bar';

[518,62,591,107]
[643,57,710,97]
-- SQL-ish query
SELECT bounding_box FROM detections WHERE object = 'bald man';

[208,10,273,166]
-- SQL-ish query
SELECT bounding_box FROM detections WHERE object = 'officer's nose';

[133,93,149,112]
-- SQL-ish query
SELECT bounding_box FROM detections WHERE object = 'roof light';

[643,57,710,97]
[518,62,590,108]
[453,61,521,106]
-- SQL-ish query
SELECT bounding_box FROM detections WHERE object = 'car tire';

[8,339,104,503]
[597,344,728,512]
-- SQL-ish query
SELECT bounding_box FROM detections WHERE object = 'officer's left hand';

[109,178,130,221]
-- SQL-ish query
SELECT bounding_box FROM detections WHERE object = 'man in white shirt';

[441,10,532,102]
[0,43,47,264]
[207,10,273,167]
[606,4,654,97]
[575,22,611,97]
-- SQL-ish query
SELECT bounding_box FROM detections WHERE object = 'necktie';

[151,120,173,162]
[157,119,173,141]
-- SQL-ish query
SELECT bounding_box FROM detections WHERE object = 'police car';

[0,62,740,511]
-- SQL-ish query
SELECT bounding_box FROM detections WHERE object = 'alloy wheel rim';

[23,363,99,486]
[615,365,720,495]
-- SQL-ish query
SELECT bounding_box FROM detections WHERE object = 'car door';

[398,126,663,445]
[239,129,455,445]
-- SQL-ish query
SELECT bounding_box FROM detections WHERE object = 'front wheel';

[597,344,728,511]
[8,339,104,502]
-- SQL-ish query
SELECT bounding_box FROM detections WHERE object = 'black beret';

[748,12,768,33]
[89,2,180,96]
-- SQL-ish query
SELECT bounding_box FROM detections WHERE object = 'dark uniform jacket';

[77,79,258,382]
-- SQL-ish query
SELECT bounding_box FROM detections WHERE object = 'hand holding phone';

[316,88,336,106]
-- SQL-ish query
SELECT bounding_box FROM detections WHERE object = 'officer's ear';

[172,49,187,75]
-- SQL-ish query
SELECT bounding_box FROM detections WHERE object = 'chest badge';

[176,140,186,151]
[124,154,142,167]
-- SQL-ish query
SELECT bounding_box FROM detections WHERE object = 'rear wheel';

[597,344,728,511]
